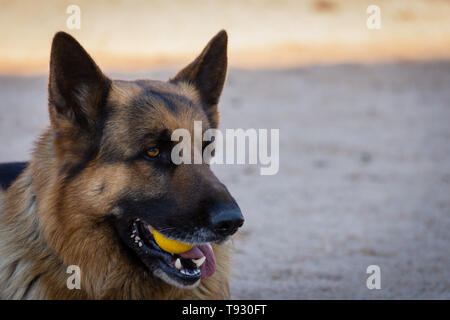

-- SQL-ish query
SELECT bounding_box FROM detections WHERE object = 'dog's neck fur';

[0,129,230,299]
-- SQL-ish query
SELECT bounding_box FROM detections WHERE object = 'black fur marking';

[170,30,227,108]
[49,32,110,132]
[62,80,112,181]
[115,195,185,231]
[132,87,196,115]
[0,162,28,189]
[23,274,41,298]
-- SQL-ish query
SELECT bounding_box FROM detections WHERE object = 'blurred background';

[0,0,449,298]
[1,0,450,73]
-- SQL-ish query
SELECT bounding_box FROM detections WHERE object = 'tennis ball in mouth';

[152,230,194,254]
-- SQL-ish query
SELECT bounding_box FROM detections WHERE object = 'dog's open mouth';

[128,218,216,287]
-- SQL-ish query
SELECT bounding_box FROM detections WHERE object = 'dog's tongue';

[179,244,216,279]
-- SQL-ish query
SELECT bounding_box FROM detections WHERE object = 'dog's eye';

[146,147,160,158]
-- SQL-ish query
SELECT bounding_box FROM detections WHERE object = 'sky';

[1,0,450,73]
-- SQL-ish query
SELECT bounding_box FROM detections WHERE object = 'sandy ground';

[1,61,449,299]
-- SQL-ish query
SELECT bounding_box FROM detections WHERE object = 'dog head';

[45,31,243,289]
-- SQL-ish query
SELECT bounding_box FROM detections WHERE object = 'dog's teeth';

[130,234,134,238]
[192,256,206,267]
[135,236,140,241]
[175,258,182,270]
[136,218,140,222]
[138,242,143,247]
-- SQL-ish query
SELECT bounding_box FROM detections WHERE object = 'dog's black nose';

[210,209,244,237]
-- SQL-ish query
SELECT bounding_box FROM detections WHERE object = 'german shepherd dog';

[0,30,244,299]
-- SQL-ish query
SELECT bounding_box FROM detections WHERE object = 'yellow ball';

[152,230,194,254]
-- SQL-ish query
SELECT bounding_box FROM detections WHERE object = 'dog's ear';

[170,30,228,128]
[48,32,110,132]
